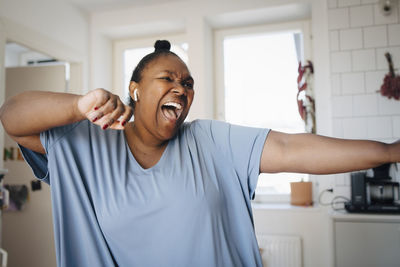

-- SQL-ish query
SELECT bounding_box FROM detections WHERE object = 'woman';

[0,40,399,267]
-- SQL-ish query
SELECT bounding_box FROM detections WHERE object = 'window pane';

[223,32,307,194]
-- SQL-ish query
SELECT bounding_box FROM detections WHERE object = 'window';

[215,21,311,201]
[113,35,188,101]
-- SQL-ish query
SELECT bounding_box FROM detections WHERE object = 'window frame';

[113,34,187,100]
[214,20,312,202]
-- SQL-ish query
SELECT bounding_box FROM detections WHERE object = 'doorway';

[2,42,68,267]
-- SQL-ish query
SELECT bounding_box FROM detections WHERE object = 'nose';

[171,82,187,96]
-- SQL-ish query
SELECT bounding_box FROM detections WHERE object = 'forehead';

[144,54,190,77]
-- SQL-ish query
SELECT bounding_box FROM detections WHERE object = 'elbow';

[0,97,19,137]
[0,100,10,129]
[0,99,8,121]
[387,141,399,164]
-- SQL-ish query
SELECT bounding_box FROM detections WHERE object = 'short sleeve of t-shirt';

[18,122,82,185]
[190,120,270,200]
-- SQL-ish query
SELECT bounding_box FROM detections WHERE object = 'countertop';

[330,210,400,222]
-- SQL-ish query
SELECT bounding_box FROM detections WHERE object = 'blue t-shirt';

[20,119,269,267]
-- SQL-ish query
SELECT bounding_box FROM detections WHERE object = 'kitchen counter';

[332,210,400,267]
[330,210,400,223]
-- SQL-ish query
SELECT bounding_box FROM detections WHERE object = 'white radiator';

[256,234,302,267]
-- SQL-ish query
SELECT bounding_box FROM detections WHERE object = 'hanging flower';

[297,60,316,134]
[380,52,400,100]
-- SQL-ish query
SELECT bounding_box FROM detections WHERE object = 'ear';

[129,81,138,97]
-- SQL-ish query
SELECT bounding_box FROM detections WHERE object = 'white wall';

[0,0,88,57]
[253,206,333,267]
[4,49,18,67]
[327,0,400,199]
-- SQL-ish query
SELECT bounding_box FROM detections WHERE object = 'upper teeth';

[164,102,182,109]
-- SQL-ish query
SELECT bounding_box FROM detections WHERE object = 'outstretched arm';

[260,130,399,174]
[0,89,133,154]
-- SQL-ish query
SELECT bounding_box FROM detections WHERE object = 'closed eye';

[182,81,194,90]
[160,76,173,82]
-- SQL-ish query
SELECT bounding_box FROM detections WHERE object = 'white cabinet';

[333,213,400,267]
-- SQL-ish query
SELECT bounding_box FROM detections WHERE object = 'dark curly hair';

[129,40,181,108]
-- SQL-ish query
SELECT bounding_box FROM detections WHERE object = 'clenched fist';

[77,88,133,130]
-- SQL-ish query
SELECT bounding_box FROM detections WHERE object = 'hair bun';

[154,40,171,51]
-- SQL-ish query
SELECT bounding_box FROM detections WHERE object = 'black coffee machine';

[345,163,400,213]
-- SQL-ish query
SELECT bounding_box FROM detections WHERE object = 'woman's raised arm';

[0,89,133,153]
[260,130,399,175]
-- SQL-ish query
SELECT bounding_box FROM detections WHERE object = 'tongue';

[162,107,177,120]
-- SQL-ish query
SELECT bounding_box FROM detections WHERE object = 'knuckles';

[86,89,133,122]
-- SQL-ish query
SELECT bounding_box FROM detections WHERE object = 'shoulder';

[181,119,231,138]
[180,119,269,141]
[43,120,113,151]
[50,120,112,137]
[177,120,238,153]
[47,119,89,136]
[43,120,87,145]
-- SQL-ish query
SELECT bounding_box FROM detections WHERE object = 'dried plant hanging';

[297,60,316,133]
[380,52,400,100]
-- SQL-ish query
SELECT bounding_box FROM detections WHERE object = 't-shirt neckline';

[122,131,172,172]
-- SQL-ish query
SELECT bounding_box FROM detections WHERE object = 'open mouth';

[161,102,183,121]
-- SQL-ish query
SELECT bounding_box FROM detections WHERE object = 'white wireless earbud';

[134,89,139,102]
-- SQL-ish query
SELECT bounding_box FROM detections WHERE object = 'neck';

[125,121,167,152]
[124,122,169,169]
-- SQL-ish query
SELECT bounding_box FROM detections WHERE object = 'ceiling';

[64,0,178,12]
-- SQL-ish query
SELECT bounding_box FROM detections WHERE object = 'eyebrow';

[160,70,194,82]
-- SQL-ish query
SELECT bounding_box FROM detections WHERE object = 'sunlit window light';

[223,32,308,195]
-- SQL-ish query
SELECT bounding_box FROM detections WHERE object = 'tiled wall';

[327,0,400,192]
